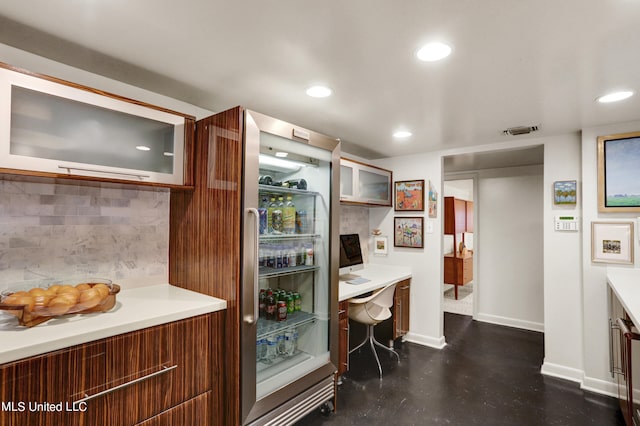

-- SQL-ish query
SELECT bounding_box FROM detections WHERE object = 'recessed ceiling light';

[393,130,412,139]
[136,145,151,151]
[163,152,174,157]
[306,85,332,98]
[275,151,288,158]
[596,91,634,103]
[416,42,452,62]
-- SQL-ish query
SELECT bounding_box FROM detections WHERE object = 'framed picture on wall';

[395,180,425,211]
[591,221,634,264]
[373,235,388,255]
[428,180,438,218]
[553,180,577,205]
[598,131,640,212]
[394,217,424,248]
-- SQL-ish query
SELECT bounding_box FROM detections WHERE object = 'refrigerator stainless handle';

[246,208,260,325]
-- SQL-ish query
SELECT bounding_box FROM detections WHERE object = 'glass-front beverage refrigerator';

[241,110,340,424]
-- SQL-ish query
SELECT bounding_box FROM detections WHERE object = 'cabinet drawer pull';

[338,309,346,315]
[400,286,410,290]
[58,165,151,179]
[75,364,177,404]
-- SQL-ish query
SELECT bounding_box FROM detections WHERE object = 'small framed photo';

[554,180,577,205]
[373,235,388,256]
[395,180,425,211]
[428,180,438,218]
[394,217,424,248]
[598,131,640,212]
[591,221,634,264]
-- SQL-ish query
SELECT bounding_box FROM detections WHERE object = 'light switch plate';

[426,220,434,234]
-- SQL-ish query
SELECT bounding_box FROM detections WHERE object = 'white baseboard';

[581,375,619,398]
[404,332,447,349]
[475,313,544,333]
[540,362,619,398]
[540,361,583,383]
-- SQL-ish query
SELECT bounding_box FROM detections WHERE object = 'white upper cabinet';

[0,64,194,187]
[340,158,392,206]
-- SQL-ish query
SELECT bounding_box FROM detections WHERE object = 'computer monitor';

[339,233,364,276]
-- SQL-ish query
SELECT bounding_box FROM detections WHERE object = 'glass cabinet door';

[0,67,188,185]
[358,167,391,205]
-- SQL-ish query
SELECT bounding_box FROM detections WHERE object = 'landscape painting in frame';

[394,217,424,248]
[598,131,640,212]
[554,180,577,205]
[395,180,424,211]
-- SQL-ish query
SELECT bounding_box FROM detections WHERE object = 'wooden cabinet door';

[393,279,411,340]
[0,340,107,426]
[465,201,474,232]
[135,392,210,426]
[338,301,349,375]
[454,198,466,233]
[101,314,212,425]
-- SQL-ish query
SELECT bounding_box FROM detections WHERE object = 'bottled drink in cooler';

[283,195,296,234]
[284,328,296,356]
[272,197,284,233]
[266,335,277,362]
[258,197,268,234]
[293,292,301,312]
[267,197,276,233]
[266,289,276,320]
[259,289,266,318]
[296,210,308,234]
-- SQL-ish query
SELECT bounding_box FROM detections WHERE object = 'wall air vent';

[502,125,540,136]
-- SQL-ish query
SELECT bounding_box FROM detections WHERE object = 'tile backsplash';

[339,205,370,262]
[0,176,169,292]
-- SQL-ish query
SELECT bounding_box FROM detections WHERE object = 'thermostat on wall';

[554,215,579,231]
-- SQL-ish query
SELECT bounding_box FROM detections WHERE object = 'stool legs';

[349,323,400,378]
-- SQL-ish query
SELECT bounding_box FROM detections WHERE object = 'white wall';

[580,120,640,396]
[370,153,446,348]
[540,133,585,383]
[474,165,544,331]
[359,134,585,382]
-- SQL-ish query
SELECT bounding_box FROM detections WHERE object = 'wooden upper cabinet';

[0,62,195,189]
[444,197,468,234]
[466,201,474,232]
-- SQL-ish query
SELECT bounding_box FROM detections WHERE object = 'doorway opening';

[442,178,475,317]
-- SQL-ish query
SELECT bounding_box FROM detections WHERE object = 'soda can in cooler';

[296,210,308,234]
[277,301,288,321]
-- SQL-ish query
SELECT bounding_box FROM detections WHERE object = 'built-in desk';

[339,263,412,301]
[338,264,412,376]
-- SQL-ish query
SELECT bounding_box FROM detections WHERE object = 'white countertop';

[0,284,227,364]
[607,268,640,327]
[339,263,412,301]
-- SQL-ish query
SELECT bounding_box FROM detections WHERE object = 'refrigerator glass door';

[254,130,333,400]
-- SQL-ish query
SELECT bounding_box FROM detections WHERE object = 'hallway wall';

[475,165,544,331]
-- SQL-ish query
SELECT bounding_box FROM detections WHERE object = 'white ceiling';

[1,1,639,160]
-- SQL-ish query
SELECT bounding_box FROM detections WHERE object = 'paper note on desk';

[347,277,371,285]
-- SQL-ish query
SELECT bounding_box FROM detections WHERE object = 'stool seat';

[348,282,400,378]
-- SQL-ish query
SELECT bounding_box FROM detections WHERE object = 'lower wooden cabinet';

[0,312,222,426]
[393,279,411,340]
[135,391,210,426]
[338,301,349,376]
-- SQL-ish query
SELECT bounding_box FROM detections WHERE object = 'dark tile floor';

[300,313,625,425]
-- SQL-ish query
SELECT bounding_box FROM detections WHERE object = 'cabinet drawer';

[0,314,214,426]
[135,391,210,426]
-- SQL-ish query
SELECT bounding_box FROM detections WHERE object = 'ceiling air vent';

[502,125,539,136]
